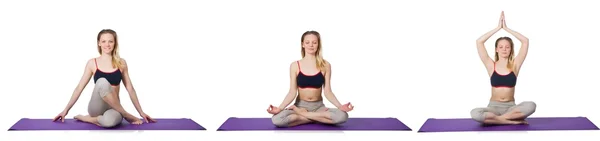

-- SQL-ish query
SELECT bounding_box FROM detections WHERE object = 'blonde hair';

[300,31,327,72]
[97,29,122,68]
[494,37,515,70]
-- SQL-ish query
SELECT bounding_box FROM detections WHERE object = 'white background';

[1,0,599,141]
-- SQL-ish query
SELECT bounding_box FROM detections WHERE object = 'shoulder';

[119,58,128,69]
[86,58,97,66]
[289,60,299,70]
[119,58,127,64]
[323,59,331,69]
[87,58,96,64]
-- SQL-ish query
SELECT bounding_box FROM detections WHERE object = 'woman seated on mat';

[470,11,536,125]
[52,29,156,128]
[267,31,354,127]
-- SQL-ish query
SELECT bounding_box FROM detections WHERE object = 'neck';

[100,53,112,59]
[496,57,509,65]
[303,53,317,60]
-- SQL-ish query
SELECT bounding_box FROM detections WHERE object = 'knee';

[519,101,537,115]
[95,78,112,97]
[96,78,110,87]
[329,109,349,124]
[271,112,293,127]
[98,109,123,128]
[470,108,485,123]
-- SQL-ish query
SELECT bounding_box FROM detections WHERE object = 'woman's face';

[98,33,115,55]
[302,34,319,54]
[496,39,512,58]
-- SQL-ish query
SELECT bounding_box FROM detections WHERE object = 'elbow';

[324,91,334,97]
[476,38,485,43]
[125,85,135,92]
[522,38,529,43]
[287,88,297,95]
[476,40,485,45]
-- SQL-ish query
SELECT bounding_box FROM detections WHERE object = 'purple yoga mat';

[418,117,599,132]
[8,118,206,131]
[217,117,412,131]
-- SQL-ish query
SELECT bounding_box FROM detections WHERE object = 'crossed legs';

[271,105,348,127]
[470,101,537,125]
[74,78,140,128]
[271,110,313,127]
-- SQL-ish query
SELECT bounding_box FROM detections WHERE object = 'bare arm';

[477,12,505,76]
[63,59,94,112]
[121,59,145,114]
[476,27,501,76]
[504,27,529,75]
[322,62,343,108]
[277,62,299,109]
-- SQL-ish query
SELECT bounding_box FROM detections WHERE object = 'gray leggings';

[88,78,123,128]
[271,99,349,127]
[470,101,537,123]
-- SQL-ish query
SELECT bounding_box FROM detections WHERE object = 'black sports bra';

[93,59,122,86]
[490,63,517,88]
[296,61,325,89]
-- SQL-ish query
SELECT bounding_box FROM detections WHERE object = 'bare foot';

[287,105,298,110]
[291,107,308,113]
[512,120,528,124]
[74,115,100,126]
[492,116,523,125]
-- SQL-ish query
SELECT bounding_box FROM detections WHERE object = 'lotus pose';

[267,31,354,127]
[470,12,536,125]
[52,29,156,128]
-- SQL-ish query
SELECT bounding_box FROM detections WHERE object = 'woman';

[470,12,536,125]
[267,31,354,127]
[52,29,156,128]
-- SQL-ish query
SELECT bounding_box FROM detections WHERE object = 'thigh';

[88,85,110,116]
[316,106,330,112]
[481,107,503,116]
[507,101,535,113]
[272,109,295,118]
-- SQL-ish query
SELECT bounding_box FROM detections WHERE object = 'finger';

[53,116,58,121]
[148,117,155,123]
[144,117,149,123]
[62,117,65,122]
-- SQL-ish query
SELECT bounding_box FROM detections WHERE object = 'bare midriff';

[111,85,121,100]
[490,87,515,102]
[297,88,322,102]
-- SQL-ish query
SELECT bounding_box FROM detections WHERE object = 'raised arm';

[120,59,145,115]
[476,12,504,75]
[62,59,95,113]
[322,62,344,108]
[277,62,300,109]
[503,19,529,75]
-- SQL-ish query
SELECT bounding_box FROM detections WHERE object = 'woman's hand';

[53,110,68,122]
[501,11,507,29]
[339,102,354,112]
[498,11,505,29]
[267,105,282,115]
[140,112,157,123]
